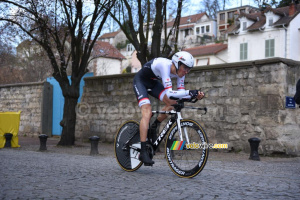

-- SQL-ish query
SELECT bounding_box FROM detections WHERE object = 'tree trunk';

[151,0,163,58]
[57,95,78,146]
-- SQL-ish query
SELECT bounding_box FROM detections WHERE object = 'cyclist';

[133,51,205,165]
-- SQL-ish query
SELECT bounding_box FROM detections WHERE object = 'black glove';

[189,90,198,98]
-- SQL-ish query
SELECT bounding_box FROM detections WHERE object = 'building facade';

[88,41,125,75]
[217,5,260,40]
[227,3,300,62]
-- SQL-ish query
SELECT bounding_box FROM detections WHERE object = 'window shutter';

[265,40,269,57]
[270,39,274,57]
[240,44,243,60]
[244,43,248,60]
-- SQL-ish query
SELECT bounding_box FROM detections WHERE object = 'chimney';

[289,1,297,16]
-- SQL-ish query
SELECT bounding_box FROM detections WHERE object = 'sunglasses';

[181,64,191,72]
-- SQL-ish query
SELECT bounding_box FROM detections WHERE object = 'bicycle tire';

[114,120,143,172]
[165,119,209,178]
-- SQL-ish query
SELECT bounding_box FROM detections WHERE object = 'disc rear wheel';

[115,120,143,171]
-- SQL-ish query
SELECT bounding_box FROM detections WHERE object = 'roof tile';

[92,41,125,60]
[99,30,121,39]
[166,13,206,28]
[184,43,228,57]
[228,4,300,34]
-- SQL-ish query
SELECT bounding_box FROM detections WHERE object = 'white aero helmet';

[172,51,194,70]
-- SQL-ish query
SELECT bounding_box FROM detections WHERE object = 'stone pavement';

[1,136,300,200]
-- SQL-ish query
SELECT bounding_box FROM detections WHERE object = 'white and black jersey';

[133,58,190,107]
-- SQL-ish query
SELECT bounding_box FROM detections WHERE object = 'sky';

[5,0,259,49]
[186,0,258,16]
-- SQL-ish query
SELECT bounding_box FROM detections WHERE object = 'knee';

[141,105,152,120]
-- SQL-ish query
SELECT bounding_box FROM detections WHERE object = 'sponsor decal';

[134,85,140,95]
[165,83,172,88]
[117,126,128,147]
[168,126,178,140]
[180,121,194,127]
[166,148,185,175]
[179,56,186,61]
[199,150,206,167]
[154,120,173,146]
[185,142,228,149]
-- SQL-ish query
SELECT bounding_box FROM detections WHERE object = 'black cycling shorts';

[133,61,166,107]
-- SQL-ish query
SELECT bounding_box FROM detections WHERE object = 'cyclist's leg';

[150,82,177,122]
[133,74,155,165]
[133,75,152,141]
[140,104,152,142]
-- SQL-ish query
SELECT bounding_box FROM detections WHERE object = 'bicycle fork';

[176,112,190,145]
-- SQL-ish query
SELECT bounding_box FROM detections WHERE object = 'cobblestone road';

[1,137,300,200]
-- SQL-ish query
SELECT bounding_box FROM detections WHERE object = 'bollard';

[4,133,13,148]
[248,137,261,161]
[39,134,48,151]
[89,136,100,155]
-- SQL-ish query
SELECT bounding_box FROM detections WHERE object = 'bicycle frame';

[115,97,209,177]
[151,110,180,151]
[124,99,207,152]
[150,99,206,151]
[122,110,182,153]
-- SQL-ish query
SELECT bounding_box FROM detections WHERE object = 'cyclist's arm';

[177,76,185,91]
[160,67,191,99]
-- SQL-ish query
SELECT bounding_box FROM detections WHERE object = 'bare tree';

[0,0,115,146]
[254,0,279,8]
[16,40,53,82]
[199,0,221,19]
[109,0,184,65]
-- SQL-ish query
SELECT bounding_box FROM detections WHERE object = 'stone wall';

[76,58,300,156]
[0,58,299,156]
[0,82,44,137]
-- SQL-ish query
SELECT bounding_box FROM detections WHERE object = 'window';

[201,26,205,34]
[240,9,245,13]
[185,29,189,37]
[240,43,248,60]
[265,39,275,58]
[220,13,225,21]
[196,27,200,35]
[269,18,273,26]
[206,25,210,33]
[242,22,247,31]
[127,44,134,51]
[228,11,234,19]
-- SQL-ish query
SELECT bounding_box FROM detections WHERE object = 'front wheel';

[165,119,209,178]
[114,120,143,172]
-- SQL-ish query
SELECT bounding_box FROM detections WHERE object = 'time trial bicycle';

[114,97,208,178]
